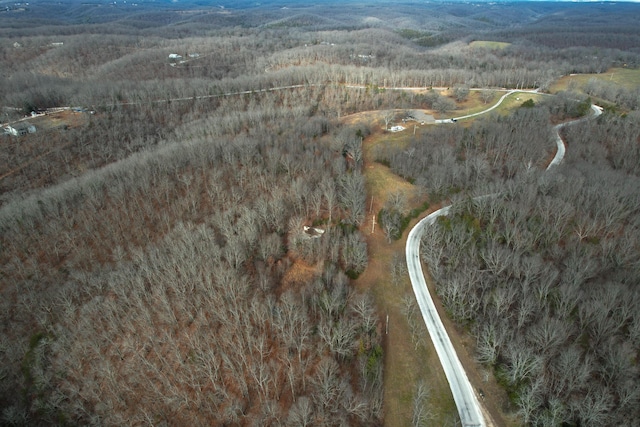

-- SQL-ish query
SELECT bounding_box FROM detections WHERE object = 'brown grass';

[348,119,458,425]
[493,93,546,116]
[281,258,320,290]
[549,67,640,93]
[469,41,511,50]
[356,218,459,426]
[345,110,516,427]
[455,91,488,114]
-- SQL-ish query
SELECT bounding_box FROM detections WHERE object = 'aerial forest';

[0,1,639,426]
[382,103,640,425]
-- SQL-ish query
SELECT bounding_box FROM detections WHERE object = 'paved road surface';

[548,104,602,169]
[435,89,542,123]
[406,205,485,427]
[406,102,602,426]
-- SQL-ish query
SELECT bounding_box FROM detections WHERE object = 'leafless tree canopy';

[0,87,382,425]
[395,108,640,426]
[1,1,639,425]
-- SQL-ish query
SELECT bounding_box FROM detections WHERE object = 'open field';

[356,123,458,426]
[352,105,527,426]
[438,91,548,123]
[548,67,640,112]
[469,41,511,50]
[550,67,640,92]
[449,91,502,120]
[492,92,547,116]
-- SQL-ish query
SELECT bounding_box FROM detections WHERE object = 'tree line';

[3,21,639,113]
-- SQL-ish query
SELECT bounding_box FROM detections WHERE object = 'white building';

[5,122,36,136]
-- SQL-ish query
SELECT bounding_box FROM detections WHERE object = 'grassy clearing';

[449,92,546,124]
[353,124,458,427]
[549,67,640,93]
[350,107,522,427]
[365,162,413,203]
[357,223,456,427]
[469,40,511,50]
[492,92,547,116]
[452,91,499,118]
[438,90,540,122]
[369,128,413,153]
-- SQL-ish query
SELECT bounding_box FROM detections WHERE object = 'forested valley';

[1,1,640,426]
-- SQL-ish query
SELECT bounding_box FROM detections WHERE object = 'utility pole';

[370,197,376,234]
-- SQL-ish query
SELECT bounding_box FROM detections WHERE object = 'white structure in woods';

[5,122,36,136]
[303,226,325,238]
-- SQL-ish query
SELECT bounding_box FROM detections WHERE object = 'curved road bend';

[548,104,602,170]
[406,206,484,427]
[406,103,602,426]
[436,89,541,124]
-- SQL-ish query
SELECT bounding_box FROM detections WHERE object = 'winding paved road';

[436,89,541,123]
[406,102,603,426]
[548,104,602,170]
[406,206,484,427]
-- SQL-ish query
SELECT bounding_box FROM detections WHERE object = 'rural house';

[5,122,36,136]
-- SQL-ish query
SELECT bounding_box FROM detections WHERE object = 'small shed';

[6,122,36,136]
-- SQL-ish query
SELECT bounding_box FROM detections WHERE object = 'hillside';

[1,1,639,426]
